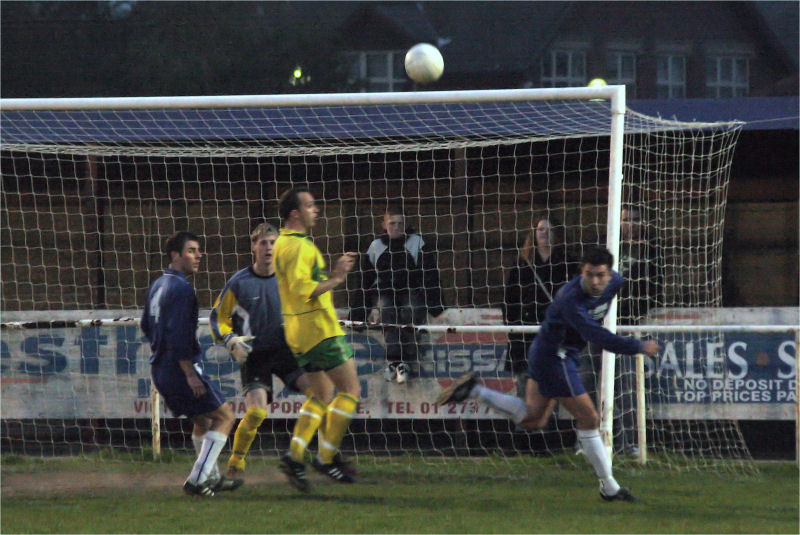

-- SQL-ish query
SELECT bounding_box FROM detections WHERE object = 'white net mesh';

[0,90,754,474]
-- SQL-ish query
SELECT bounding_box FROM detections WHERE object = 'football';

[404,43,444,84]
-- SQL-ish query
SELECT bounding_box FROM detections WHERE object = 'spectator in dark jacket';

[503,215,574,393]
[618,205,661,325]
[615,205,663,454]
[350,205,444,383]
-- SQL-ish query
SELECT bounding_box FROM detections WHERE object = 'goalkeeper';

[438,247,660,502]
[210,223,354,482]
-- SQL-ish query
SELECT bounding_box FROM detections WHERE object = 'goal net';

[0,88,755,474]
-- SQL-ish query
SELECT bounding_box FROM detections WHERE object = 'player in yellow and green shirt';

[273,187,360,490]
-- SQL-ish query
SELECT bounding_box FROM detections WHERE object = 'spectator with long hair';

[503,214,574,393]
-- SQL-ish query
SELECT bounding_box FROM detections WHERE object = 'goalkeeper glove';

[226,335,255,363]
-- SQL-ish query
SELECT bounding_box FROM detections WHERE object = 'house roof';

[371,2,440,44]
[750,1,799,67]
[368,1,798,80]
[422,2,573,74]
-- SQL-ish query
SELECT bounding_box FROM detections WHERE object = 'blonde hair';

[250,222,278,243]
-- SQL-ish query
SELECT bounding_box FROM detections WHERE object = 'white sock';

[192,433,204,454]
[472,385,528,424]
[576,429,620,495]
[192,433,220,480]
[188,430,227,485]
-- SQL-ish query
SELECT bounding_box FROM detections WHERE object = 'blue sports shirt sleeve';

[165,283,199,362]
[141,297,151,340]
[562,301,644,355]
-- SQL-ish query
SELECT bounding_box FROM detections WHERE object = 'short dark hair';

[278,187,310,223]
[165,231,200,262]
[580,246,614,269]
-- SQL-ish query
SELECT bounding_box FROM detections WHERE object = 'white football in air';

[405,43,444,84]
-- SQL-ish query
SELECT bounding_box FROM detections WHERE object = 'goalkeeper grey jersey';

[209,266,285,352]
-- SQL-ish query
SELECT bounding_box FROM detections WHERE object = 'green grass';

[2,455,797,534]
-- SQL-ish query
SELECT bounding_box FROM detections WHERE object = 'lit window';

[346,51,408,92]
[656,55,686,99]
[706,56,749,98]
[607,52,637,98]
[541,50,586,87]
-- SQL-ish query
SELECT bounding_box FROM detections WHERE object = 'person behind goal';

[438,246,660,502]
[349,204,444,383]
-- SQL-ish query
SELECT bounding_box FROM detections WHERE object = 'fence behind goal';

[1,87,779,475]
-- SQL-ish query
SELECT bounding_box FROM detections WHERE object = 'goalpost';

[2,87,782,475]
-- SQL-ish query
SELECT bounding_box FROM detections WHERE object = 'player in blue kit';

[141,231,241,497]
[438,246,660,502]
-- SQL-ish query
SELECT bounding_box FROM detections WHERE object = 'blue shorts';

[152,363,226,418]
[527,351,587,399]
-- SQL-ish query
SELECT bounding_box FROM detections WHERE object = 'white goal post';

[4,86,788,474]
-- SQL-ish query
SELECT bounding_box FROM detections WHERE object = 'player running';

[438,246,660,502]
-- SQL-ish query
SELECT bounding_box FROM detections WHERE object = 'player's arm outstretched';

[565,303,659,357]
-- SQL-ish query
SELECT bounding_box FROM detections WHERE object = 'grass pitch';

[2,454,797,534]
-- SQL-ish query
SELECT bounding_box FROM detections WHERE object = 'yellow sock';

[289,397,327,463]
[320,393,358,463]
[316,415,327,458]
[227,407,267,471]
